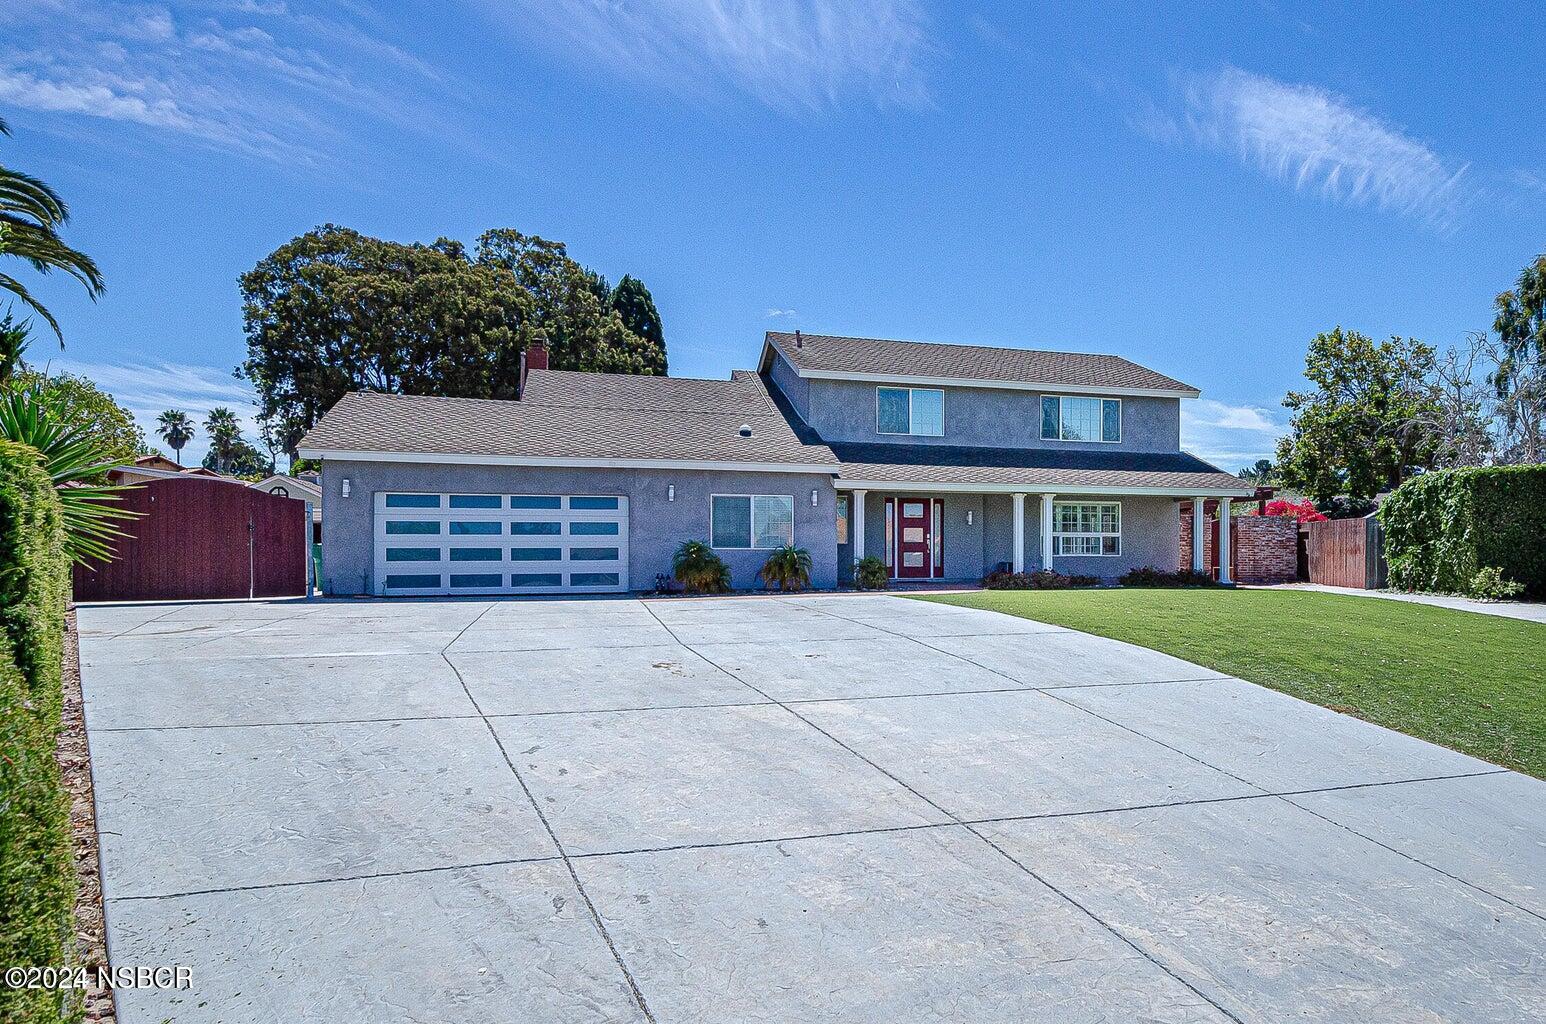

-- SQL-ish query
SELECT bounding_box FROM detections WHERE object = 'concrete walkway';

[77,595,1546,1023]
[1276,582,1546,624]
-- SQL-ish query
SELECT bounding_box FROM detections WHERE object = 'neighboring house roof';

[831,443,1249,494]
[251,474,322,498]
[297,371,839,472]
[762,331,1199,397]
[109,465,247,485]
[133,454,183,471]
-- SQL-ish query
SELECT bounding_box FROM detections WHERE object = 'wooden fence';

[73,476,309,601]
[1305,517,1386,589]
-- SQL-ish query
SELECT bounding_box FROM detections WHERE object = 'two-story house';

[298,332,1252,596]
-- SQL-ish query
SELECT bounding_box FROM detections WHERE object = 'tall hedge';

[1379,464,1546,597]
[0,438,78,1024]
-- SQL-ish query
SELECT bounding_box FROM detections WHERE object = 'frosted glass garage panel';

[374,492,627,595]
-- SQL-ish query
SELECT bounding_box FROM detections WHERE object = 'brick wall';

[1178,510,1298,585]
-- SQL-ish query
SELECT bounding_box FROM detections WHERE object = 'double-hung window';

[876,387,944,436]
[1052,502,1121,556]
[710,494,794,549]
[1041,396,1120,442]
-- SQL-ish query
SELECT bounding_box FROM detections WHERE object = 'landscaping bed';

[918,587,1546,778]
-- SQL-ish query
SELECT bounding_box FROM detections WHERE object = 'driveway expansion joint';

[439,651,658,1024]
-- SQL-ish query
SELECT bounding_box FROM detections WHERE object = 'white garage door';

[373,492,629,596]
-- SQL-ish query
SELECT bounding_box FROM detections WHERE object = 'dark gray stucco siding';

[320,460,838,595]
[798,378,1181,453]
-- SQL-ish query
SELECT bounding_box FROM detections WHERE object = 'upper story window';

[1041,396,1120,443]
[876,387,944,436]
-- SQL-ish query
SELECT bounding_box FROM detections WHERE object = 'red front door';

[896,497,932,578]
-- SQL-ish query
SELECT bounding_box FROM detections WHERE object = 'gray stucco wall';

[765,350,811,423]
[793,377,1181,453]
[844,491,1180,582]
[321,460,838,595]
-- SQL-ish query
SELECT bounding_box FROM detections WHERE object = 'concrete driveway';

[77,594,1545,1023]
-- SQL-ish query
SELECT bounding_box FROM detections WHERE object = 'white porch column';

[1040,493,1055,571]
[1191,497,1207,573]
[1216,497,1232,584]
[851,489,867,565]
[1010,493,1026,572]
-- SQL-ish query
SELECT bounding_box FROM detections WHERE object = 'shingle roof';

[297,371,838,468]
[765,332,1199,394]
[831,442,1250,493]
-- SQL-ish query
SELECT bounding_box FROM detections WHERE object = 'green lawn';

[917,589,1546,779]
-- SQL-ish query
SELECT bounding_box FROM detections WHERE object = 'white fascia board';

[836,479,1254,497]
[795,369,1201,399]
[297,448,841,475]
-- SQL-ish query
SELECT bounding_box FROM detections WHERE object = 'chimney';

[518,339,549,398]
[794,329,803,348]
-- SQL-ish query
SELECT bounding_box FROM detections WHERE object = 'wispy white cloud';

[0,1,451,160]
[764,307,798,318]
[1160,66,1470,227]
[1181,398,1284,470]
[49,357,264,464]
[483,0,932,110]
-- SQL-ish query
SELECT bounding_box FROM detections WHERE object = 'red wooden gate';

[73,477,308,601]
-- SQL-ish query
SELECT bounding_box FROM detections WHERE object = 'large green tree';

[202,436,271,479]
[609,274,667,374]
[0,117,103,342]
[240,226,667,457]
[1492,254,1546,463]
[1275,327,1442,500]
[7,367,144,473]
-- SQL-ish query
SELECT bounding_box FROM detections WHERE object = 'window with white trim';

[1041,396,1120,442]
[710,494,794,549]
[1053,501,1121,556]
[876,387,944,436]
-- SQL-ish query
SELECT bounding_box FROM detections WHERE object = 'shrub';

[1317,495,1378,520]
[984,569,1100,590]
[853,556,888,591]
[1468,567,1525,601]
[671,540,731,593]
[759,545,813,592]
[1254,498,1326,524]
[0,440,78,1024]
[1118,566,1218,588]
[1379,465,1546,598]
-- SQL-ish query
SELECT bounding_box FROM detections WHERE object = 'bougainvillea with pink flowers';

[1255,498,1326,523]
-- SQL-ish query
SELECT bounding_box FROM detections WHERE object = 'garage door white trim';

[373,492,629,595]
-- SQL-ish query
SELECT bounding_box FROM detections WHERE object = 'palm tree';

[0,117,104,343]
[156,410,195,466]
[204,407,241,474]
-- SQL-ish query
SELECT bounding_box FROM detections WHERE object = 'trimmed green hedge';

[1379,465,1546,598]
[0,438,78,1024]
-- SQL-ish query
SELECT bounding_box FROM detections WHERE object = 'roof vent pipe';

[738,424,753,437]
[794,329,802,348]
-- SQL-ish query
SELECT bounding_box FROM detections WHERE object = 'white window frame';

[1040,395,1122,443]
[709,493,795,550]
[1052,500,1122,557]
[875,386,945,437]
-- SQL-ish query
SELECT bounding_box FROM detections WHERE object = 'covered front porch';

[836,484,1251,585]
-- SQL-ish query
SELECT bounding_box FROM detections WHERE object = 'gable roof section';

[297,370,838,472]
[763,332,1199,397]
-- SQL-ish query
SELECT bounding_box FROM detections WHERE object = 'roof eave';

[792,368,1199,398]
[296,447,839,475]
[835,478,1254,497]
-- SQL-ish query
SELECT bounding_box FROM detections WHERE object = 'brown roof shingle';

[297,371,838,468]
[766,332,1199,394]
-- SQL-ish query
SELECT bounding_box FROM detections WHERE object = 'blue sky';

[3,1,1543,467]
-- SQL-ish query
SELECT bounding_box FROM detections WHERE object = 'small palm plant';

[854,555,889,591]
[672,540,731,594]
[759,544,812,591]
[156,409,195,466]
[0,382,139,563]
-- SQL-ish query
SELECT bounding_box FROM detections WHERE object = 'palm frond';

[0,382,142,564]
[0,223,103,292]
[0,271,63,342]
